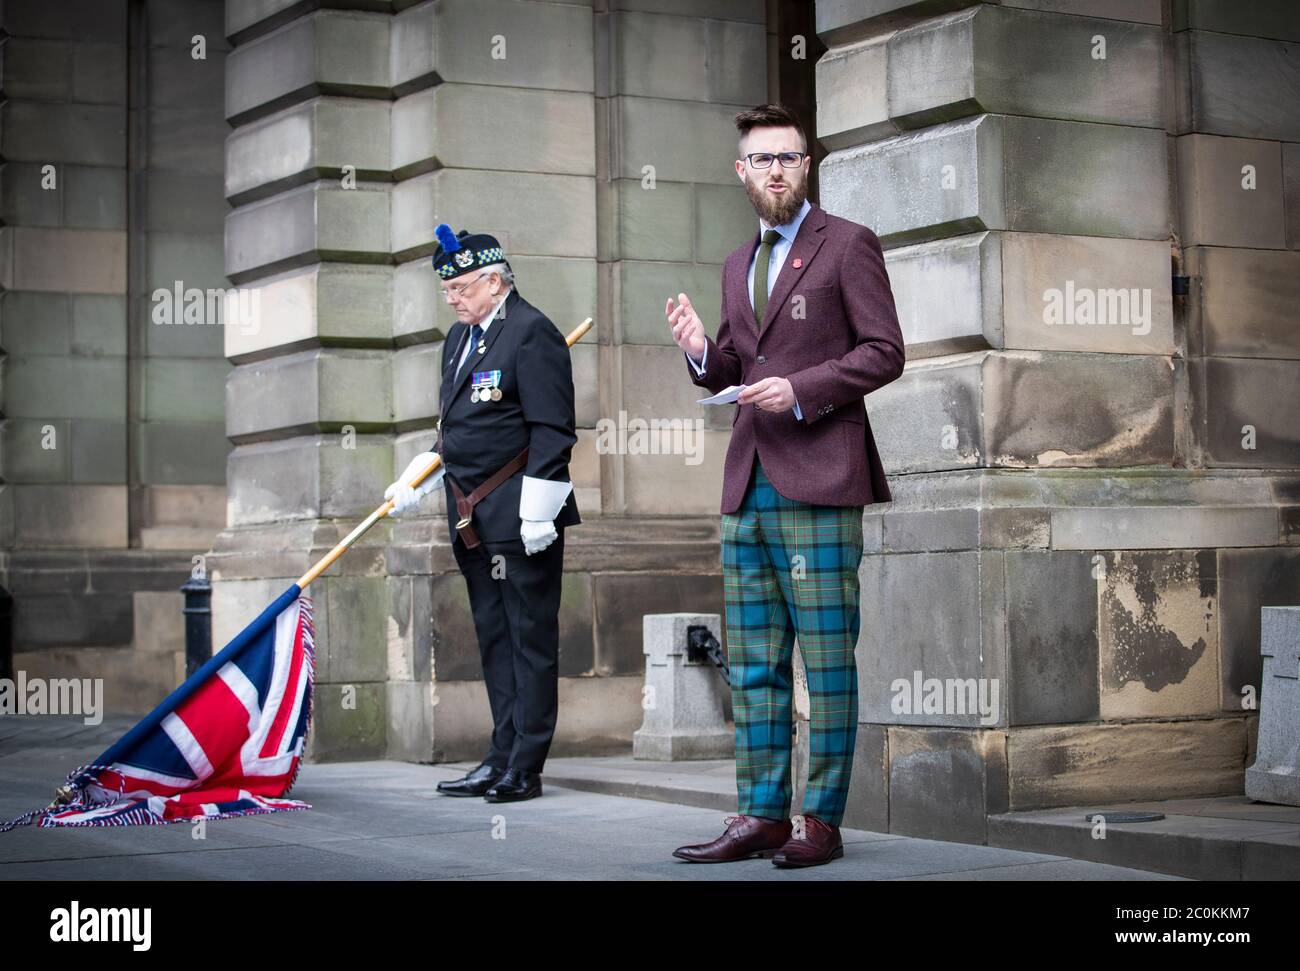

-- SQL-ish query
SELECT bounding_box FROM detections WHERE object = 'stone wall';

[0,0,229,710]
[813,0,1300,842]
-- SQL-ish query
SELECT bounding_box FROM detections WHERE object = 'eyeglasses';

[442,272,489,303]
[743,152,808,169]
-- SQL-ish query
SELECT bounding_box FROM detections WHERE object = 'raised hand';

[666,292,707,359]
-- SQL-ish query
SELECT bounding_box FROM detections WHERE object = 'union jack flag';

[2,586,315,830]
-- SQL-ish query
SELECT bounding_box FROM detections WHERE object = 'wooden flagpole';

[295,317,593,590]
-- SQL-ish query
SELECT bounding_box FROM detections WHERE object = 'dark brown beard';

[743,172,807,226]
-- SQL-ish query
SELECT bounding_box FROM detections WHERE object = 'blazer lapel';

[732,231,762,335]
[760,204,827,336]
[443,289,516,416]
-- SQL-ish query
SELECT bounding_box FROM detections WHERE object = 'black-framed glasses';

[743,152,807,169]
[442,271,489,303]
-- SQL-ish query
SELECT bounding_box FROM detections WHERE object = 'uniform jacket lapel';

[732,232,763,335]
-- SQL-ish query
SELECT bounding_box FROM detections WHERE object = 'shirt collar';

[474,288,512,330]
[759,197,812,244]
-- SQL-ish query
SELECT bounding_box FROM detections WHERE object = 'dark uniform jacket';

[435,288,581,544]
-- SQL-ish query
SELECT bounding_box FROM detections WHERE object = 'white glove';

[521,519,558,555]
[384,451,445,516]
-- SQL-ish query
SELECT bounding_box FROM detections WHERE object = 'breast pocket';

[788,283,839,325]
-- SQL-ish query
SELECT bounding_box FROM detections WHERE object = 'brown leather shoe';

[771,814,844,868]
[672,814,792,863]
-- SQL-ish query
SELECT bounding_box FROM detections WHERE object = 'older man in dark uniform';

[384,224,579,803]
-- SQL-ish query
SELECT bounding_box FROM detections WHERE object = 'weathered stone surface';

[882,233,1001,356]
[1176,30,1300,141]
[226,348,390,440]
[1217,548,1300,713]
[822,114,1169,246]
[391,83,594,177]
[135,421,230,486]
[10,484,127,548]
[1008,719,1247,809]
[887,727,1007,842]
[390,168,594,261]
[1244,605,1300,804]
[1185,246,1300,359]
[1190,357,1300,468]
[597,179,693,263]
[308,682,387,762]
[859,550,1005,726]
[1176,134,1286,248]
[888,6,1163,130]
[224,263,394,362]
[224,10,392,123]
[0,227,126,294]
[609,96,754,186]
[1285,142,1300,249]
[226,434,392,523]
[816,35,893,150]
[841,724,889,832]
[1173,0,1300,41]
[608,10,765,104]
[605,260,722,347]
[1006,550,1099,725]
[427,0,593,92]
[225,182,390,280]
[1052,505,1280,552]
[633,612,733,760]
[591,573,725,676]
[225,98,392,202]
[1098,550,1219,720]
[143,358,228,422]
[0,102,126,166]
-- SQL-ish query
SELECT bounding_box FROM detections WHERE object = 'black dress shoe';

[436,762,506,797]
[483,768,542,803]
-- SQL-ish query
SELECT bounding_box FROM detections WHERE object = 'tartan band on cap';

[432,224,510,280]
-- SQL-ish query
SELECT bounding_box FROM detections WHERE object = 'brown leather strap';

[447,447,530,549]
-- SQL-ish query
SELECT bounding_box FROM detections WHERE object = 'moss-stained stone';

[307,681,387,762]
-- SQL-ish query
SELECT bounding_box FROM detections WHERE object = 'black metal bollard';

[180,577,212,677]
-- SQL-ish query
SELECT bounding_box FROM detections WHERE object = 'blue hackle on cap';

[434,223,461,254]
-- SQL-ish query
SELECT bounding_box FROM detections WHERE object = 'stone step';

[988,796,1300,880]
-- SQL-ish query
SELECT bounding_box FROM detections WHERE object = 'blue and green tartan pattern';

[720,461,865,827]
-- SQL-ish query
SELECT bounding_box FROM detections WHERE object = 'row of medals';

[469,339,502,402]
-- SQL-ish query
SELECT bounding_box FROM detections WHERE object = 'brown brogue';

[771,814,844,868]
[672,814,792,863]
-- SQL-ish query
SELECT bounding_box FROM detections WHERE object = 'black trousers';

[451,530,564,773]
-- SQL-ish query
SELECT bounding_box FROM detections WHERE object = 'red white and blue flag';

[3,586,315,830]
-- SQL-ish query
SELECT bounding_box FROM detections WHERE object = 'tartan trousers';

[721,460,865,827]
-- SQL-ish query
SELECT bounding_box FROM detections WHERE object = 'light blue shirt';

[688,197,812,419]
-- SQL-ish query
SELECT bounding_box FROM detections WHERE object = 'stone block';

[225,0,302,40]
[887,727,1007,842]
[392,343,441,426]
[393,83,595,178]
[145,170,229,236]
[0,38,74,100]
[598,179,693,263]
[2,355,127,419]
[817,36,892,150]
[1008,719,1246,809]
[616,343,733,433]
[225,434,393,523]
[1052,504,1280,552]
[841,723,889,832]
[1177,30,1300,142]
[0,102,126,166]
[225,182,390,281]
[1005,550,1099,725]
[307,681,387,762]
[149,107,228,175]
[1190,357,1300,468]
[1173,0,1300,42]
[1,0,129,41]
[225,348,391,440]
[1098,550,1219,720]
[150,44,224,110]
[134,421,230,486]
[426,0,593,92]
[821,114,1169,246]
[609,10,765,104]
[1176,134,1286,248]
[143,358,229,423]
[0,161,62,227]
[693,183,757,264]
[11,484,127,548]
[147,232,227,294]
[1286,142,1300,249]
[607,260,722,346]
[224,263,393,361]
[858,550,1005,726]
[619,429,728,515]
[867,353,984,473]
[63,164,128,230]
[320,575,389,683]
[592,573,725,676]
[149,0,229,51]
[888,6,1163,130]
[609,96,754,186]
[390,168,593,261]
[386,679,436,762]
[1185,246,1300,359]
[0,227,126,294]
[1217,548,1300,714]
[1244,605,1300,804]
[225,10,392,123]
[70,420,127,484]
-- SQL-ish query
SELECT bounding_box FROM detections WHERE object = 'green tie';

[752,229,782,329]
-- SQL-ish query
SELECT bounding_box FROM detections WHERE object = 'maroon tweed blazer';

[688,202,905,513]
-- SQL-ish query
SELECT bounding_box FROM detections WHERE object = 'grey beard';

[745,176,806,226]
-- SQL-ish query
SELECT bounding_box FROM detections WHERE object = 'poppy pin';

[792,258,802,268]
